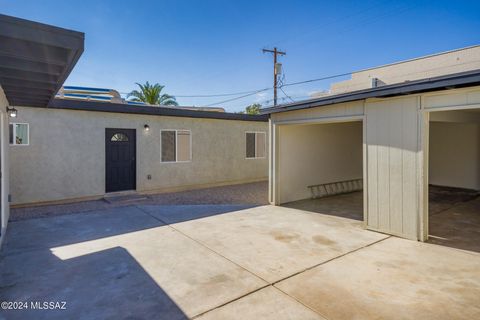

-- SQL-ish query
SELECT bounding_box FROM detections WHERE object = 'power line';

[129,56,480,109]
[282,72,352,88]
[198,71,352,108]
[119,89,266,98]
[200,87,271,107]
[280,87,295,103]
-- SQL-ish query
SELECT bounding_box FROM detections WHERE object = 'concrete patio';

[1,202,480,319]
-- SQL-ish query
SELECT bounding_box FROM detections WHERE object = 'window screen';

[246,133,256,158]
[255,132,266,158]
[161,130,176,162]
[246,132,265,159]
[9,123,29,145]
[161,130,191,162]
[177,130,191,162]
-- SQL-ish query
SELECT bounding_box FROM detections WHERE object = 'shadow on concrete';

[428,187,480,253]
[1,204,266,319]
[4,204,258,255]
[137,204,258,225]
[428,185,480,215]
[282,192,364,221]
[2,206,164,255]
[0,246,187,320]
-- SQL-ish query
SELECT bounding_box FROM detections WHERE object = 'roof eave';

[261,69,480,115]
[43,98,269,122]
[0,14,84,108]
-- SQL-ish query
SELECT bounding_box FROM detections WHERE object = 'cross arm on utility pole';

[262,48,286,55]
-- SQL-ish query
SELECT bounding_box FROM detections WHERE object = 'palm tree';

[127,82,178,106]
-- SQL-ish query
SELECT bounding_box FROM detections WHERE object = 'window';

[111,133,129,141]
[9,123,29,146]
[246,132,266,159]
[161,130,191,162]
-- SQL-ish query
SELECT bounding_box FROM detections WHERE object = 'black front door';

[105,128,136,193]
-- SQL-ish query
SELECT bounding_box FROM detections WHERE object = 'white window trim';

[9,122,29,146]
[245,131,266,159]
[160,129,192,163]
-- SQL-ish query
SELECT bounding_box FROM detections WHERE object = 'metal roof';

[46,98,268,122]
[0,14,84,107]
[261,69,480,114]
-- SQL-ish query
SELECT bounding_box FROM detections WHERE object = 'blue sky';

[2,0,479,112]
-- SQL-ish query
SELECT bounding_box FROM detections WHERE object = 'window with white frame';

[246,132,266,159]
[9,123,29,146]
[161,130,191,162]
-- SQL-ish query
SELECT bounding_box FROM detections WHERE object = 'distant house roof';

[261,69,480,114]
[42,98,268,122]
[0,14,84,107]
[57,86,227,112]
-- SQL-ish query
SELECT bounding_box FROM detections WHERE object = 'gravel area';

[10,181,268,221]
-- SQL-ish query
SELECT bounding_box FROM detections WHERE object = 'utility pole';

[263,47,286,106]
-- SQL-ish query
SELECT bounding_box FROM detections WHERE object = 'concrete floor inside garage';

[1,183,479,319]
[285,186,480,253]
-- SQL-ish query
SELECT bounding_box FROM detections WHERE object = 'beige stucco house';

[0,14,268,247]
[10,101,268,206]
[1,12,479,248]
[263,45,480,242]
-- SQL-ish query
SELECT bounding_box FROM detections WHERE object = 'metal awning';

[0,14,84,107]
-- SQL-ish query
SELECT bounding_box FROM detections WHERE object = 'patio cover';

[0,14,84,107]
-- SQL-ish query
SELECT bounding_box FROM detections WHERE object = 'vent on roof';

[371,77,386,88]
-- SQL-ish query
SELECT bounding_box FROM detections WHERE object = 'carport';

[265,70,480,242]
[0,14,84,246]
[422,91,480,251]
[273,117,364,222]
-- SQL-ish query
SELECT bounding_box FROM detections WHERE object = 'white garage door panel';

[424,87,480,110]
[271,100,364,123]
[365,96,420,240]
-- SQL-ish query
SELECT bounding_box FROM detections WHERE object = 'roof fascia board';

[43,99,269,122]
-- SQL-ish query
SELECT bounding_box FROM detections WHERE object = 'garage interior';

[279,120,364,221]
[427,109,480,252]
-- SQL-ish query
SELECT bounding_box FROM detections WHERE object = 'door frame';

[269,115,366,225]
[420,103,480,241]
[105,128,137,193]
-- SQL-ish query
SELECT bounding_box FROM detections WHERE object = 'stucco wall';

[10,107,268,205]
[277,121,362,204]
[429,121,480,190]
[331,45,480,94]
[0,87,10,246]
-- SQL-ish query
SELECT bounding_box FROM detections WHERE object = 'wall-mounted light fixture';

[6,106,17,118]
[144,124,150,131]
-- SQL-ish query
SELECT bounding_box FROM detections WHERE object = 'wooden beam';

[0,56,62,75]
